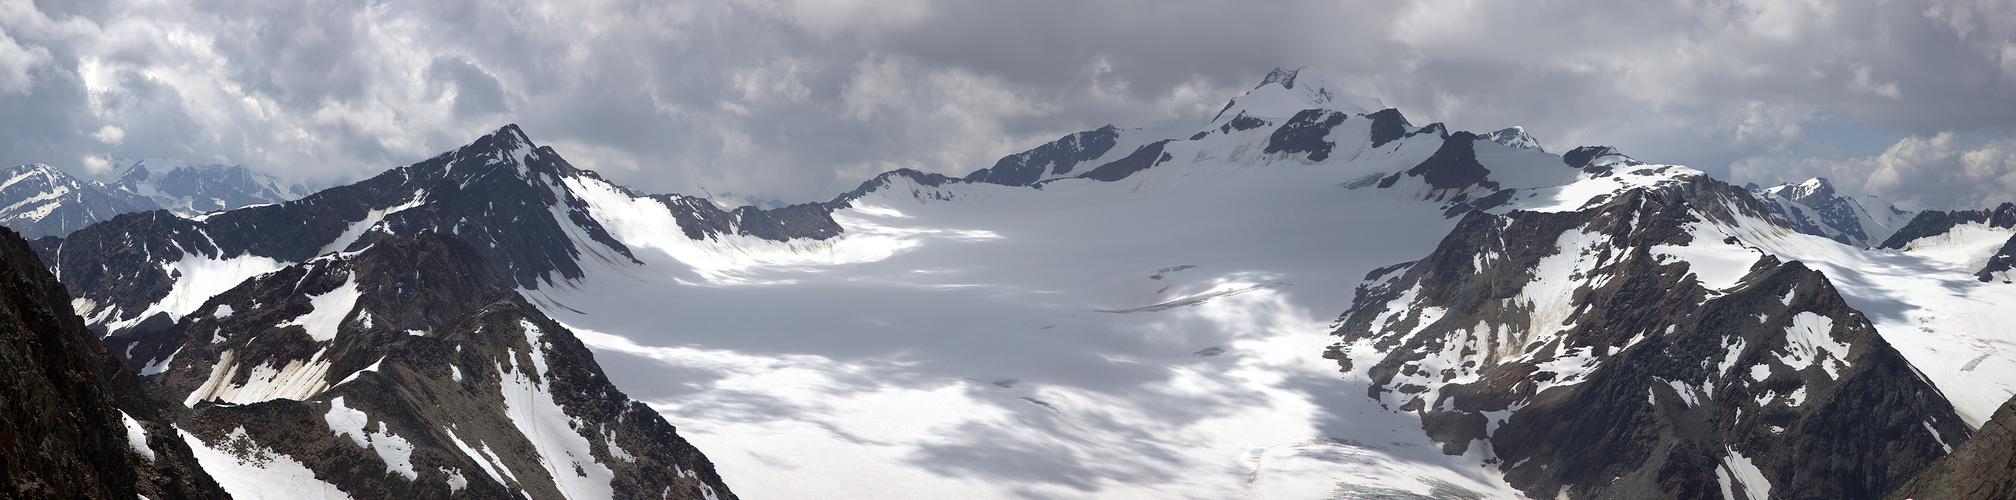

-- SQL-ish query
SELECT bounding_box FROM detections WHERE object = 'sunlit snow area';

[524,136,1552,498]
[1736,216,2016,427]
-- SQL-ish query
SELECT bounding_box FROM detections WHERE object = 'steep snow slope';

[520,68,1594,499]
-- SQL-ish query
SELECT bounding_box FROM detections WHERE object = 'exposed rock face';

[1078,140,1176,182]
[36,125,860,339]
[1401,131,1496,191]
[1329,178,1968,499]
[113,233,735,499]
[35,126,622,335]
[1749,178,1915,247]
[1264,109,1351,161]
[1483,126,1544,152]
[826,168,961,210]
[1366,108,1413,148]
[1878,202,2016,250]
[1219,112,1271,134]
[1561,146,1639,170]
[651,195,843,241]
[1979,235,2016,283]
[963,126,1120,186]
[1885,395,2016,500]
[0,225,225,499]
[0,163,152,238]
[1375,132,1524,208]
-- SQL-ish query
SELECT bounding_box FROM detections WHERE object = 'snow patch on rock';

[182,426,352,499]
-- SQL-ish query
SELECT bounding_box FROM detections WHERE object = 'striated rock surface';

[113,232,735,499]
[0,225,225,499]
[1885,395,2016,500]
[1329,177,1968,499]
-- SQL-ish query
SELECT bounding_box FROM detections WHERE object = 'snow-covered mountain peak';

[1216,66,1384,122]
[6,162,65,180]
[425,123,553,182]
[108,157,310,216]
[1257,66,1302,89]
[1,163,76,194]
[0,163,150,238]
[1482,126,1544,152]
[1760,177,1839,205]
[1750,177,1915,247]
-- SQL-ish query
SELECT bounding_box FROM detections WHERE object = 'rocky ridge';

[111,232,734,499]
[1749,178,1914,248]
[0,225,225,498]
[1328,174,1968,499]
[33,125,847,337]
[1884,395,2016,500]
[0,163,152,238]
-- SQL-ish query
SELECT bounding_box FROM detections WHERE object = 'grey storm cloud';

[0,0,2013,208]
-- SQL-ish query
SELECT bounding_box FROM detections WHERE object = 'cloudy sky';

[2,0,2014,209]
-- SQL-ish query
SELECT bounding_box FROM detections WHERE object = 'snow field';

[531,130,1539,498]
[181,426,351,499]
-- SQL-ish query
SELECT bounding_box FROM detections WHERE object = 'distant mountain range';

[0,160,312,238]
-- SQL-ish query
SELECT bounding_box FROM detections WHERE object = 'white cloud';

[90,125,122,145]
[1742,132,2016,210]
[0,30,48,94]
[0,0,2011,204]
[80,154,110,176]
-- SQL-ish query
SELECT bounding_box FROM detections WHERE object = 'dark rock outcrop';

[963,126,1120,186]
[1330,178,1967,499]
[114,233,736,499]
[1366,108,1413,149]
[1377,132,1497,194]
[1220,113,1270,134]
[35,125,650,335]
[1978,234,2016,283]
[1562,146,1636,170]
[1885,395,2016,500]
[0,225,225,499]
[1879,202,2016,250]
[1078,140,1175,182]
[825,168,961,210]
[1263,109,1350,161]
[651,195,842,242]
